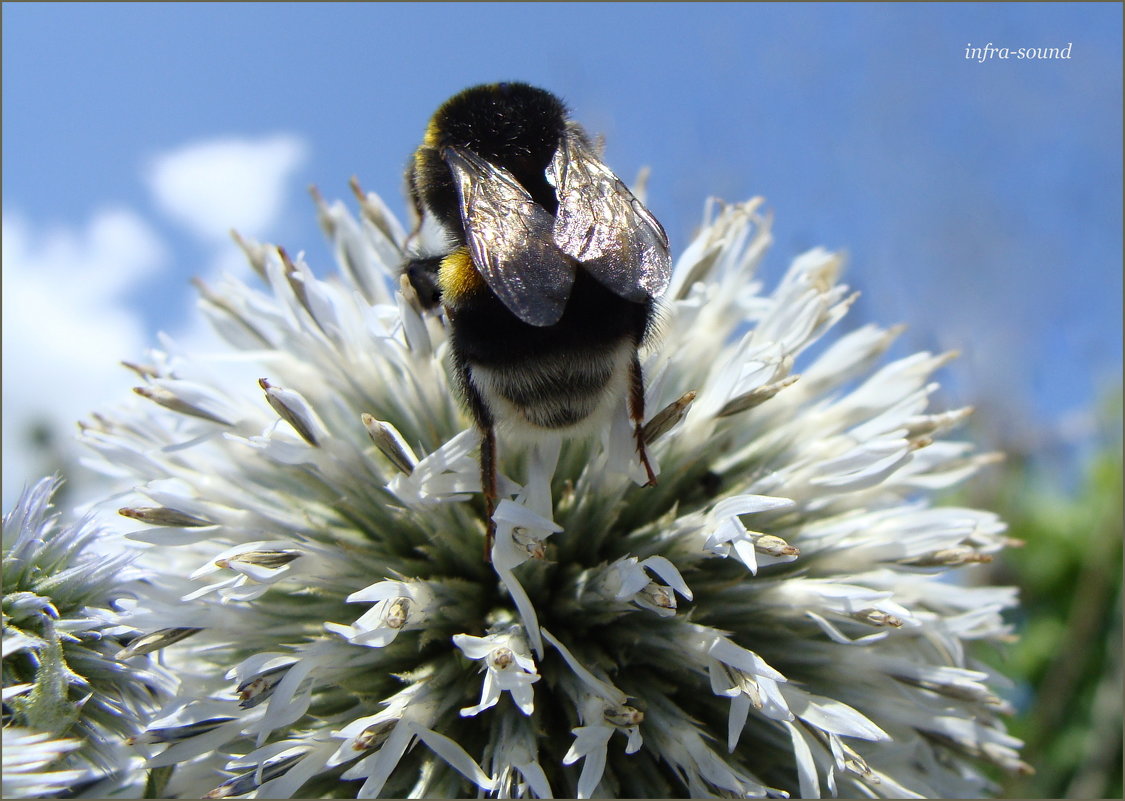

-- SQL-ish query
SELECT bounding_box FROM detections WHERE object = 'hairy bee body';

[445,256,652,435]
[403,83,670,556]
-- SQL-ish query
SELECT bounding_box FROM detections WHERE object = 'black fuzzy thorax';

[415,82,568,234]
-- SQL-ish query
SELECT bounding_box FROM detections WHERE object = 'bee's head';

[428,83,567,169]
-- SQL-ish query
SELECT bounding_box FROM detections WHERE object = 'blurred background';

[3,3,1121,796]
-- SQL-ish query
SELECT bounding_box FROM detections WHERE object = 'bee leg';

[629,354,658,487]
[456,355,499,561]
[405,256,445,309]
[480,422,498,562]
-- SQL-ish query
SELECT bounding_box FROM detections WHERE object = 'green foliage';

[975,391,1122,798]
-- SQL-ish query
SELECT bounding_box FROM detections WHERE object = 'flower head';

[72,183,1025,797]
[2,477,169,796]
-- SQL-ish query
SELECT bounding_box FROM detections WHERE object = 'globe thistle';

[74,181,1026,798]
[2,476,170,797]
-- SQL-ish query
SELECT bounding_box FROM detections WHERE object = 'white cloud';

[149,134,315,402]
[1,209,167,508]
[146,134,307,243]
[4,133,311,512]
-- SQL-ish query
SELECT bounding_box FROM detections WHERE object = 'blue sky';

[2,2,1121,507]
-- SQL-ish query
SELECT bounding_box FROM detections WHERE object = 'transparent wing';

[444,146,575,327]
[550,124,671,301]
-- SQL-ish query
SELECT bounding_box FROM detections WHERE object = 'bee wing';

[444,146,575,327]
[550,124,671,301]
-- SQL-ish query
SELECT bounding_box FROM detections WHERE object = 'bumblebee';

[403,82,671,558]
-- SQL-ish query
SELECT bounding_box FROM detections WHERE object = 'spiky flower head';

[2,476,169,797]
[74,182,1025,798]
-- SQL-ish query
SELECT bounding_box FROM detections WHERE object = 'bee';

[403,82,671,558]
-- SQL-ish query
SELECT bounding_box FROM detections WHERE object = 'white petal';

[565,726,612,799]
[357,723,415,798]
[731,537,760,573]
[460,671,501,717]
[515,756,553,799]
[783,687,889,741]
[640,555,693,600]
[452,633,495,660]
[543,629,626,705]
[493,498,563,532]
[785,720,821,798]
[415,726,495,791]
[347,580,410,604]
[756,676,794,722]
[708,637,787,682]
[563,725,612,763]
[624,726,643,754]
[727,693,750,751]
[614,560,651,598]
[495,563,542,656]
[507,677,537,716]
[712,494,795,519]
[805,611,889,646]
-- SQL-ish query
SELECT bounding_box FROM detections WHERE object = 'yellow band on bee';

[438,248,484,301]
[422,117,442,149]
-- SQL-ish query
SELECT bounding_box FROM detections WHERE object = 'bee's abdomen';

[471,349,624,429]
[446,269,652,433]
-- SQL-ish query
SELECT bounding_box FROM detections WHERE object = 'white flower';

[491,499,562,570]
[701,494,800,572]
[489,498,563,657]
[59,181,1027,798]
[703,631,793,748]
[186,540,310,602]
[329,683,494,798]
[489,740,553,800]
[325,579,435,648]
[563,695,644,799]
[455,627,540,717]
[597,554,693,616]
